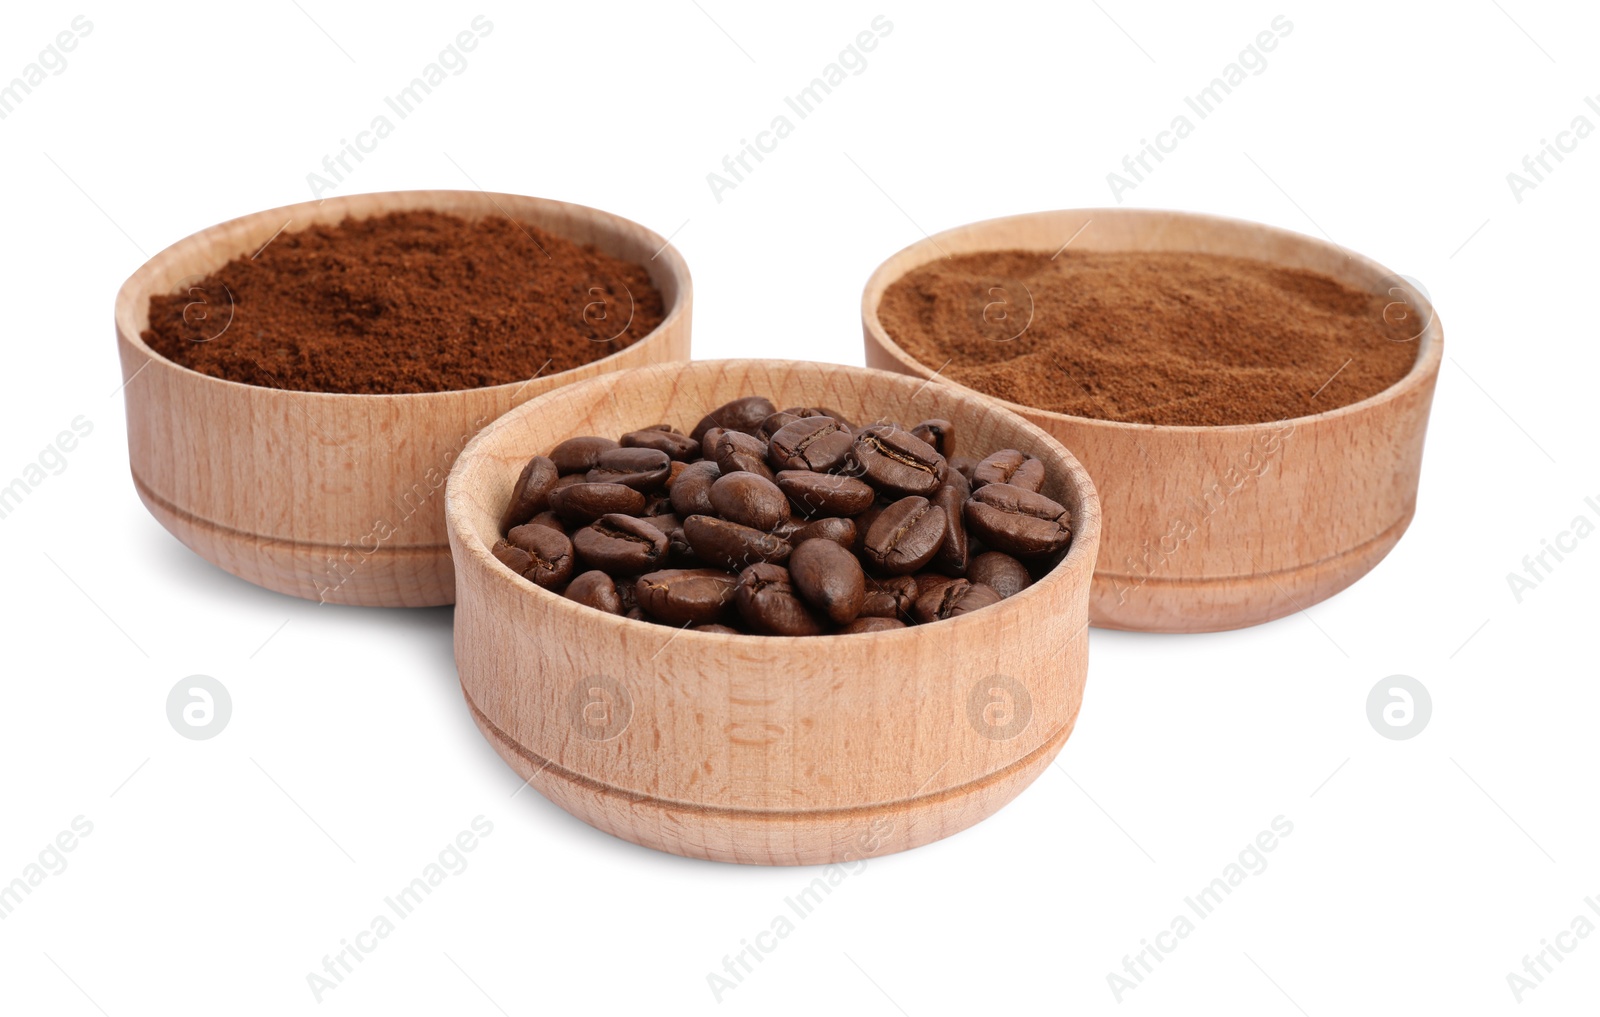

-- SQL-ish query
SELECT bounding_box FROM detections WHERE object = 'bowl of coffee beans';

[445,359,1101,864]
[114,190,692,607]
[863,208,1442,632]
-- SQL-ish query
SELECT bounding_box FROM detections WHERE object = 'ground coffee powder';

[877,249,1422,426]
[143,211,666,394]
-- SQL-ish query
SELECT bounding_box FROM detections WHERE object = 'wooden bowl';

[114,190,692,607]
[445,360,1102,865]
[863,209,1443,632]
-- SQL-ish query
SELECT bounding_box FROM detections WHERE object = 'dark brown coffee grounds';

[143,211,666,394]
[877,249,1422,426]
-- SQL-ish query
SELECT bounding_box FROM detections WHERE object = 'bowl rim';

[445,357,1103,644]
[113,188,693,403]
[861,206,1444,434]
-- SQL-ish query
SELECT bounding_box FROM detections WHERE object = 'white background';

[1,1,1596,1014]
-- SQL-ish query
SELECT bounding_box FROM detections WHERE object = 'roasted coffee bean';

[768,416,853,472]
[621,427,700,461]
[549,435,619,474]
[776,406,839,421]
[664,525,694,562]
[853,501,886,555]
[682,514,792,570]
[791,515,856,548]
[735,563,825,636]
[911,419,955,458]
[848,425,947,497]
[931,472,970,576]
[840,616,906,634]
[551,473,588,494]
[563,570,624,614]
[706,428,775,481]
[573,513,670,574]
[775,470,876,518]
[491,539,532,575]
[501,455,559,531]
[861,496,947,575]
[944,465,972,499]
[911,579,1002,624]
[548,482,647,526]
[764,408,853,439]
[758,410,802,440]
[859,575,918,618]
[669,460,721,518]
[611,575,636,617]
[587,447,672,489]
[971,449,1046,492]
[503,523,575,589]
[524,509,565,533]
[635,568,739,625]
[691,396,777,440]
[507,391,1064,634]
[709,472,789,531]
[913,571,961,601]
[790,406,856,430]
[616,573,640,614]
[963,483,1072,556]
[968,551,1033,599]
[788,538,865,625]
[637,512,682,537]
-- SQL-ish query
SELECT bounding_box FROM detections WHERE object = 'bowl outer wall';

[113,189,692,606]
[446,359,1101,816]
[861,208,1443,631]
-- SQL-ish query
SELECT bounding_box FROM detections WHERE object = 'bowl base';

[135,471,453,607]
[467,687,1077,866]
[1088,507,1414,632]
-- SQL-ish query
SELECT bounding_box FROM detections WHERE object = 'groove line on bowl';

[1094,508,1415,586]
[133,472,449,553]
[466,685,1079,821]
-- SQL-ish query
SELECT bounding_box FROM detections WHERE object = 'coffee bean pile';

[492,396,1073,635]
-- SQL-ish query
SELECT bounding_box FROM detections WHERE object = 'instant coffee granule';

[877,250,1422,426]
[143,211,666,394]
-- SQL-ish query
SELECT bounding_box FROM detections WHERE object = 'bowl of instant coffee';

[445,359,1102,864]
[114,190,692,607]
[862,209,1442,632]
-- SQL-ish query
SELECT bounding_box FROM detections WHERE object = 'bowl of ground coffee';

[114,190,692,607]
[445,359,1101,864]
[863,209,1442,632]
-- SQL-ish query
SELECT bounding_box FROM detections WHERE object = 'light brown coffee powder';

[877,249,1423,426]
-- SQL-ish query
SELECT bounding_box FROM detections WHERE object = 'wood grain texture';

[445,360,1102,865]
[114,190,693,607]
[862,209,1443,632]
